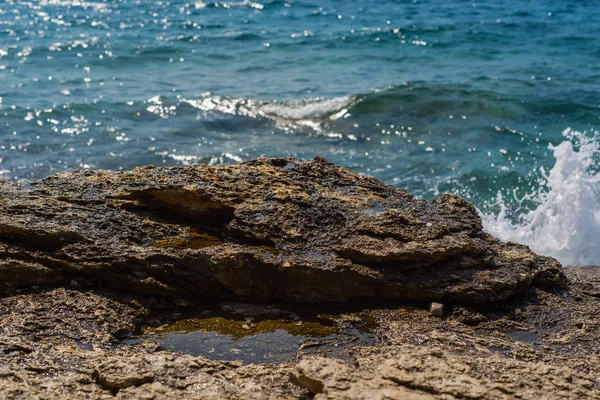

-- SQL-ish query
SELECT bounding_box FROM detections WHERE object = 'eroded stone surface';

[0,278,599,399]
[0,157,565,303]
[1,158,596,400]
[0,289,299,399]
[291,345,600,400]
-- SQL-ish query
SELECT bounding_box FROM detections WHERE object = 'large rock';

[0,156,564,303]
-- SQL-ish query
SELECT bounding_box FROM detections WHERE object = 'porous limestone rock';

[2,158,595,400]
[0,156,566,304]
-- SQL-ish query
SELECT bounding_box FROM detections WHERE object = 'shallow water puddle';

[507,330,539,344]
[486,330,541,357]
[124,302,377,364]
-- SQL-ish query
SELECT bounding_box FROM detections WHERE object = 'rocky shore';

[0,157,598,399]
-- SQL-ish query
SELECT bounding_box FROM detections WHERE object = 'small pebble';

[429,302,444,318]
[242,324,251,330]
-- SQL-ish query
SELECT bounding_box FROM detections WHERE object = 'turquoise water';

[1,1,599,263]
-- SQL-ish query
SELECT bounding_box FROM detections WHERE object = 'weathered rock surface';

[0,156,565,303]
[0,288,303,399]
[291,275,600,399]
[0,274,599,399]
[1,158,598,399]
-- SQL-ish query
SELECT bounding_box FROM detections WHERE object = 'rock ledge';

[0,156,565,303]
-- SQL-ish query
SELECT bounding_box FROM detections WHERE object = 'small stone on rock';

[429,302,444,318]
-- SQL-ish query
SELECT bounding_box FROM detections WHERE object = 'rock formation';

[0,156,565,303]
[1,157,598,399]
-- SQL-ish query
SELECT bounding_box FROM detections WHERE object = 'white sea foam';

[39,0,108,10]
[183,94,356,132]
[259,96,352,121]
[195,1,264,9]
[482,129,600,266]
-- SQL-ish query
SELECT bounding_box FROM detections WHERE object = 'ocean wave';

[39,0,109,10]
[177,83,512,125]
[180,94,357,132]
[259,96,353,121]
[194,0,264,10]
[144,82,573,133]
[482,129,600,266]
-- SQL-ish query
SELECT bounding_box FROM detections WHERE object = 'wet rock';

[450,306,488,326]
[0,157,566,304]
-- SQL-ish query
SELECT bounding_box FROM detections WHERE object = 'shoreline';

[0,158,598,399]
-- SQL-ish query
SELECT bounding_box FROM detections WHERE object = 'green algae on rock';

[126,303,377,365]
[0,156,565,303]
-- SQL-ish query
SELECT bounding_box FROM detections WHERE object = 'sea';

[1,0,599,266]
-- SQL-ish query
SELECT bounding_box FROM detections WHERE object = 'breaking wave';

[482,129,600,266]
[175,94,357,132]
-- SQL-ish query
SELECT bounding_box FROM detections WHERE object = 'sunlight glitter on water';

[2,0,600,265]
